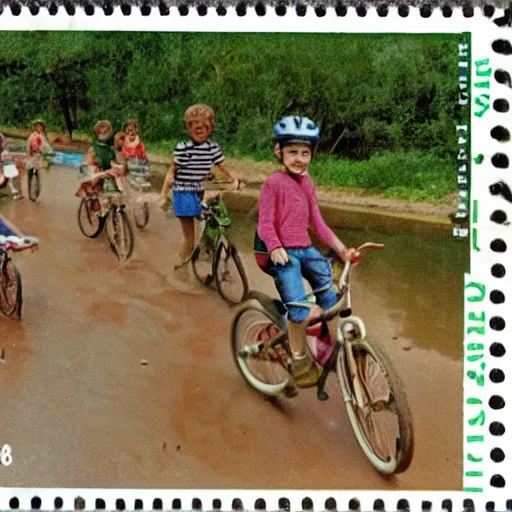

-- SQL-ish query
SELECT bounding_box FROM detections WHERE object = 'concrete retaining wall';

[221,189,453,242]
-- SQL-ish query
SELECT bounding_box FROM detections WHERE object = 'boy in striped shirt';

[159,104,239,268]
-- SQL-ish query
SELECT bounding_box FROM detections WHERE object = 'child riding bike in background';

[122,119,147,161]
[159,104,240,268]
[75,121,125,214]
[0,133,22,200]
[254,116,360,390]
[26,119,53,170]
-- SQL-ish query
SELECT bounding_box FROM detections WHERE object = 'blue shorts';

[269,246,338,323]
[172,190,204,218]
[0,219,16,237]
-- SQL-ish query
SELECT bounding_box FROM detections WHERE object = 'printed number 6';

[1,445,12,466]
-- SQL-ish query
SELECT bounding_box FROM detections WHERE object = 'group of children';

[75,118,148,212]
[1,104,361,392]
[156,104,359,390]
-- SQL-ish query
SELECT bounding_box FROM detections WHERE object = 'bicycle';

[76,166,134,262]
[103,191,134,263]
[126,158,151,229]
[189,185,249,305]
[26,152,53,202]
[0,235,39,320]
[231,242,414,475]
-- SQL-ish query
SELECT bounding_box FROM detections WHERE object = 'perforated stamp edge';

[0,7,510,512]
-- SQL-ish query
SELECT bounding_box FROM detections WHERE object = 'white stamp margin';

[0,8,510,511]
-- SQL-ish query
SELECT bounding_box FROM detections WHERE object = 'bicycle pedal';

[317,389,329,401]
[239,342,264,358]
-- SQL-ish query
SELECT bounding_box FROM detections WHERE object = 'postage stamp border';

[0,8,510,511]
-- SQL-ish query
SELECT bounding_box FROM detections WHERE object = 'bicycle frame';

[101,191,126,210]
[244,244,381,402]
[198,197,230,251]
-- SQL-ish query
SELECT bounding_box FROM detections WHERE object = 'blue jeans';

[269,246,337,322]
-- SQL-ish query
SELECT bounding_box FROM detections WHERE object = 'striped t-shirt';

[172,139,225,192]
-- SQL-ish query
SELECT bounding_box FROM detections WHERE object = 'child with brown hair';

[159,104,239,268]
[75,122,125,211]
[122,119,147,161]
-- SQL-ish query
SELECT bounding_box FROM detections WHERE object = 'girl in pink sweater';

[255,116,359,391]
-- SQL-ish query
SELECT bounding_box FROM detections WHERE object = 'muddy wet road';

[0,165,464,490]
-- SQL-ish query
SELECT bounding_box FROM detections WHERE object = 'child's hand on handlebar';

[340,247,361,264]
[270,247,289,266]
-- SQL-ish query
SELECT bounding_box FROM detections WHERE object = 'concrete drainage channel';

[5,134,454,243]
[219,188,454,243]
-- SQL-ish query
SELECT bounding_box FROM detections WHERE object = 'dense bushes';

[0,32,459,157]
[0,32,461,201]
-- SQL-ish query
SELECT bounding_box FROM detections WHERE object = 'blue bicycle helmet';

[273,116,320,147]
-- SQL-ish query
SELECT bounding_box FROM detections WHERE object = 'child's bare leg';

[193,217,201,248]
[177,217,195,264]
[7,180,19,197]
[286,304,323,355]
[286,306,323,389]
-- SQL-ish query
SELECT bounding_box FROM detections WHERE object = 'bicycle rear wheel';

[214,239,249,305]
[78,197,105,238]
[336,334,414,474]
[106,207,134,262]
[28,168,40,202]
[231,292,290,397]
[134,199,150,228]
[0,259,22,318]
[192,234,215,285]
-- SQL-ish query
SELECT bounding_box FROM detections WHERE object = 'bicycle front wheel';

[231,292,290,397]
[336,336,414,474]
[78,197,105,238]
[106,207,134,262]
[214,239,249,305]
[0,259,22,318]
[28,169,40,202]
[192,234,215,286]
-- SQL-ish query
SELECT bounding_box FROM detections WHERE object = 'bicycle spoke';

[215,243,247,304]
[346,345,400,467]
[236,311,289,389]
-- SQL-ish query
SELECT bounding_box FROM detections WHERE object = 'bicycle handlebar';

[204,178,246,193]
[0,235,40,252]
[338,242,385,289]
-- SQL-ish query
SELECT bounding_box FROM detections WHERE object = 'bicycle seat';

[216,216,232,227]
[306,321,324,337]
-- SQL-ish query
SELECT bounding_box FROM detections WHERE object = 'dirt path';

[0,164,462,491]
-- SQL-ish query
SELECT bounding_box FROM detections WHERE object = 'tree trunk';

[329,128,349,154]
[59,96,74,141]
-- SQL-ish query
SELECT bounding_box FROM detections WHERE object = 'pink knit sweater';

[257,170,335,254]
